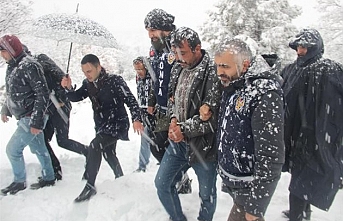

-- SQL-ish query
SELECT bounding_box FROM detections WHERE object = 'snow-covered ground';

[0,79,342,221]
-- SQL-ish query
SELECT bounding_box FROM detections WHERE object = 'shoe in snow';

[282,210,311,220]
[134,168,146,173]
[54,170,62,181]
[74,183,97,203]
[30,179,55,190]
[1,182,26,195]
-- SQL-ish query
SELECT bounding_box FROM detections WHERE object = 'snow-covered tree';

[201,0,302,65]
[315,0,343,62]
[0,0,33,36]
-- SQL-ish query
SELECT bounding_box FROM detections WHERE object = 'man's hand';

[1,114,9,123]
[168,120,184,143]
[30,127,42,135]
[245,212,260,221]
[147,106,155,115]
[61,75,72,90]
[133,121,144,135]
[199,104,212,121]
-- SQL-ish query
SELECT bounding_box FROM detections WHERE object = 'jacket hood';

[223,55,283,93]
[245,55,283,85]
[289,29,324,67]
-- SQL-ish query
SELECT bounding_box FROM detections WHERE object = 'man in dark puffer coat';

[61,54,143,202]
[281,28,343,221]
[0,35,55,194]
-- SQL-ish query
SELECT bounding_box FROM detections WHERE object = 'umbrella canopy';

[30,13,118,48]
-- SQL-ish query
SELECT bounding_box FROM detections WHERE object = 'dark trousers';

[228,203,265,221]
[289,193,311,221]
[150,131,169,163]
[44,104,88,173]
[84,133,123,186]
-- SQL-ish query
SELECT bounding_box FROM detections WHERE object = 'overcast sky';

[29,0,317,49]
[30,0,215,49]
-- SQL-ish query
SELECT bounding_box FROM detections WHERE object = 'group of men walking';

[0,7,342,221]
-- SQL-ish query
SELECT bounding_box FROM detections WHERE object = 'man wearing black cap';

[144,8,192,194]
[0,34,56,195]
[281,28,343,221]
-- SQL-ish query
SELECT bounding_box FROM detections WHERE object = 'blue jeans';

[6,116,55,182]
[138,126,151,170]
[155,141,217,221]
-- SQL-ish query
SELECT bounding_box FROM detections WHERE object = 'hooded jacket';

[1,52,49,129]
[169,50,221,164]
[281,28,343,211]
[217,55,284,217]
[66,69,141,140]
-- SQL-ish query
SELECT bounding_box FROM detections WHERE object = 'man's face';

[215,51,243,87]
[146,28,165,42]
[297,46,308,57]
[133,62,147,79]
[171,40,198,69]
[0,50,12,62]
[81,62,101,82]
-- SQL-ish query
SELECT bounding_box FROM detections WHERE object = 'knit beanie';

[144,9,175,31]
[0,35,23,58]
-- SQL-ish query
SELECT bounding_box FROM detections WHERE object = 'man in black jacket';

[215,38,284,221]
[61,54,144,202]
[155,27,221,221]
[0,35,55,194]
[23,47,88,181]
[281,28,343,221]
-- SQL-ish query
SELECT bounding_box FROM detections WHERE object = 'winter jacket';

[66,68,141,140]
[34,53,71,114]
[147,43,175,132]
[1,52,50,129]
[148,46,175,111]
[282,29,343,211]
[217,55,285,217]
[169,50,221,164]
[35,54,68,102]
[136,71,155,129]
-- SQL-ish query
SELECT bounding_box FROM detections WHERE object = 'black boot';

[177,177,192,194]
[55,170,62,181]
[1,182,26,195]
[282,210,311,220]
[53,166,62,181]
[74,183,97,203]
[30,179,55,190]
